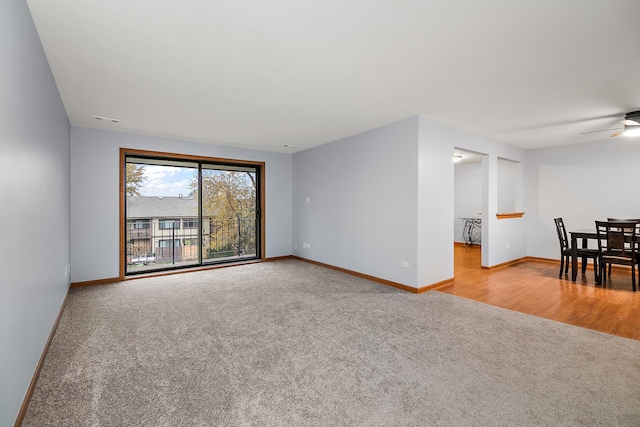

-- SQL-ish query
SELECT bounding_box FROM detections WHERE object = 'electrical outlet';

[505,244,510,249]
[401,260,410,268]
[294,244,297,250]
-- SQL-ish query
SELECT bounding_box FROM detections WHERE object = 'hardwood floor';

[436,245,640,341]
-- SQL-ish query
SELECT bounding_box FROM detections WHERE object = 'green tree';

[125,164,147,196]
[193,170,257,256]
[194,170,256,218]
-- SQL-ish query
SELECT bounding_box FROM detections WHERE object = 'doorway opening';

[453,148,485,271]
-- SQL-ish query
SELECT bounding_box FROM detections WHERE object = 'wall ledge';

[496,212,525,219]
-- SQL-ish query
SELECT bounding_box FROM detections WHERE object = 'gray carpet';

[23,260,640,426]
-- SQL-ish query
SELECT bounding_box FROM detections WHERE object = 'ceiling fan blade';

[610,130,625,138]
[580,128,621,135]
[622,120,640,126]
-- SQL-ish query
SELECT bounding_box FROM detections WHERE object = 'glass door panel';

[201,165,258,264]
[125,158,199,274]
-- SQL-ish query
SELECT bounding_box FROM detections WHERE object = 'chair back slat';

[554,218,569,251]
[596,220,638,259]
[607,231,626,252]
[607,218,640,234]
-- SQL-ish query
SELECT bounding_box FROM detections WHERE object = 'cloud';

[138,165,197,197]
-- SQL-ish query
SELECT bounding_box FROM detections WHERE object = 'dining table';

[570,225,638,282]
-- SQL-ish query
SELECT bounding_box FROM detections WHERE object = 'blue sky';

[138,165,196,197]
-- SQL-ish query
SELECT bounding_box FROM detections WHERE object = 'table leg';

[571,234,578,282]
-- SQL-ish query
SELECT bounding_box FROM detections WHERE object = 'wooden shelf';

[496,212,525,219]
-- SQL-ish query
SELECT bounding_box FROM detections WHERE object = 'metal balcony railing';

[126,217,257,273]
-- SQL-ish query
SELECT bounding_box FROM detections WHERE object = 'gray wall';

[525,138,640,259]
[292,118,420,286]
[417,117,457,286]
[0,0,71,424]
[292,116,527,289]
[70,127,293,283]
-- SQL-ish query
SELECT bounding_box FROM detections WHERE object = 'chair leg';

[559,255,564,277]
[581,256,587,274]
[597,260,603,286]
[633,265,637,293]
[592,257,598,281]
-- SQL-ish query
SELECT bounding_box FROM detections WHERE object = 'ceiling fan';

[581,111,640,137]
[609,111,640,138]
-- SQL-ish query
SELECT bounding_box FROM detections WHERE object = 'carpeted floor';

[23,260,640,426]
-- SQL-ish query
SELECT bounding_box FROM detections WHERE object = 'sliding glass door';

[124,153,261,275]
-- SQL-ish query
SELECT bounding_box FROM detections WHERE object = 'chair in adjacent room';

[595,220,639,292]
[554,218,598,279]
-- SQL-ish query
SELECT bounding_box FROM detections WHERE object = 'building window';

[159,219,180,230]
[183,218,198,229]
[133,220,150,229]
[159,239,181,248]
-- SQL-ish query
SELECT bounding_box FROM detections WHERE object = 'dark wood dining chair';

[603,218,640,278]
[595,220,638,292]
[554,218,598,279]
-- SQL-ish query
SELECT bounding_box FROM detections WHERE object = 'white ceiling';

[26,0,640,153]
